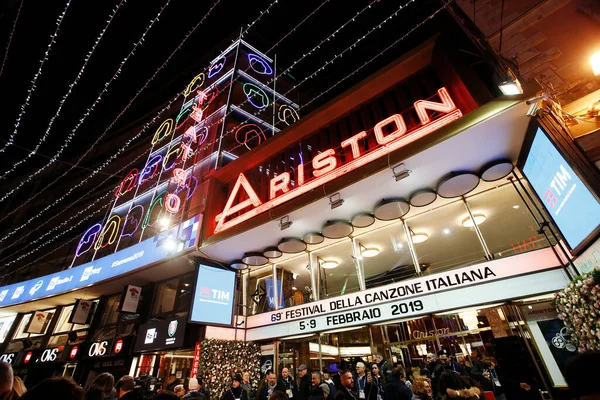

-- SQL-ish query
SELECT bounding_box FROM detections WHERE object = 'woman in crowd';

[85,372,115,400]
[20,377,84,400]
[222,374,249,400]
[12,377,25,397]
[174,384,186,398]
[411,376,433,400]
[438,371,480,400]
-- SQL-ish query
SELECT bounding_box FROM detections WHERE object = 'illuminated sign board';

[0,215,200,307]
[521,126,600,250]
[190,265,236,326]
[214,88,462,233]
[134,317,187,352]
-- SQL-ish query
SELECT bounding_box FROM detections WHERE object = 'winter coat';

[276,377,298,399]
[334,387,357,400]
[184,391,208,400]
[383,376,411,400]
[258,384,278,400]
[221,386,249,400]
[298,374,311,400]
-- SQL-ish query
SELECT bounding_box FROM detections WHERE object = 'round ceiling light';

[437,172,480,198]
[230,261,249,270]
[241,252,269,266]
[374,198,410,221]
[351,213,376,228]
[322,220,353,239]
[277,238,307,254]
[410,189,437,207]
[303,232,324,245]
[462,214,487,227]
[321,260,339,269]
[480,160,513,182]
[361,247,380,257]
[411,233,429,243]
[263,247,283,258]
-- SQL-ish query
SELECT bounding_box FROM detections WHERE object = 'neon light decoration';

[243,83,270,109]
[171,168,188,187]
[277,105,299,126]
[163,144,183,171]
[138,155,162,186]
[121,205,144,238]
[142,192,166,229]
[248,53,273,75]
[174,175,198,201]
[214,88,462,233]
[176,105,192,128]
[94,215,122,250]
[152,118,174,145]
[184,73,205,97]
[75,224,102,257]
[115,169,139,198]
[208,56,226,78]
[235,123,267,151]
[165,193,181,214]
[201,86,219,112]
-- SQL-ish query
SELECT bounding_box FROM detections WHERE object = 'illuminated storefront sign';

[0,215,200,307]
[214,88,462,234]
[190,265,236,326]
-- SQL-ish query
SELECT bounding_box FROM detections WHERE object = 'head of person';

[20,377,84,400]
[13,376,26,397]
[311,372,321,386]
[426,353,437,365]
[439,371,467,393]
[189,378,200,391]
[374,353,383,364]
[269,390,290,400]
[267,372,277,386]
[370,364,380,376]
[323,373,331,381]
[116,375,134,398]
[243,372,250,384]
[391,366,406,381]
[565,351,600,400]
[167,374,177,385]
[412,376,433,400]
[0,362,13,395]
[356,362,365,376]
[281,368,290,379]
[232,374,243,388]
[156,391,179,400]
[174,384,185,397]
[457,357,466,366]
[298,365,308,378]
[88,372,115,397]
[470,350,479,360]
[340,370,354,390]
[438,351,450,366]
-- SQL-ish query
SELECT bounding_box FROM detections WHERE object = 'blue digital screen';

[0,215,201,307]
[190,265,236,326]
[522,128,600,249]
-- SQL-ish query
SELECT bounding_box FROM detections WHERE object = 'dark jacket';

[368,376,384,400]
[353,375,372,400]
[84,390,112,400]
[334,387,357,400]
[167,379,182,392]
[383,376,411,400]
[277,377,298,399]
[432,363,465,397]
[258,384,278,400]
[308,384,328,400]
[221,386,248,400]
[120,392,138,400]
[298,374,311,400]
[184,391,208,400]
[378,361,393,382]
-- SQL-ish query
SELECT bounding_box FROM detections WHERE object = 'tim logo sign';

[197,287,231,305]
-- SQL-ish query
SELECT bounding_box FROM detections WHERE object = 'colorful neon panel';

[94,215,122,250]
[277,105,300,126]
[235,123,267,151]
[242,83,270,109]
[165,193,181,214]
[184,73,205,97]
[142,192,166,229]
[75,223,102,258]
[174,175,198,201]
[248,53,273,75]
[208,56,226,79]
[115,169,139,198]
[151,119,174,145]
[138,155,163,186]
[121,205,145,238]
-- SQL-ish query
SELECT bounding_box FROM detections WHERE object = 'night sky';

[0,0,457,274]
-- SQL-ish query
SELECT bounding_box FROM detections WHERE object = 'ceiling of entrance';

[200,101,533,266]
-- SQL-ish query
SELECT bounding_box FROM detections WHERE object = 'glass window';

[13,314,32,339]
[54,304,92,333]
[153,278,178,315]
[176,274,195,312]
[276,254,311,308]
[314,240,361,299]
[465,185,551,258]
[404,200,487,275]
[247,267,276,315]
[0,315,17,343]
[101,295,121,326]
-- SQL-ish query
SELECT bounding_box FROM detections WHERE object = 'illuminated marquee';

[214,87,462,234]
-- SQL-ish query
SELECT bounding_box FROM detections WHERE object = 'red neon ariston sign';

[214,88,462,234]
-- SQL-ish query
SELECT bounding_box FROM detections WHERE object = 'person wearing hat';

[221,374,248,400]
[183,378,206,400]
[297,364,311,400]
[431,350,465,400]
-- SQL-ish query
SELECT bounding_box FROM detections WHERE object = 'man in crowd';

[258,372,278,400]
[323,373,337,400]
[383,367,411,400]
[335,370,356,400]
[116,375,137,400]
[184,378,206,399]
[432,349,466,398]
[166,374,181,392]
[374,353,392,381]
[353,363,372,400]
[277,367,297,399]
[0,362,13,399]
[297,364,311,400]
[308,372,331,400]
[425,353,438,378]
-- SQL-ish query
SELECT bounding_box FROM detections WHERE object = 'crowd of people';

[0,350,597,400]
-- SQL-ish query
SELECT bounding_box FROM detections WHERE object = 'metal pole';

[242,272,248,317]
[352,238,367,291]
[461,197,493,260]
[508,176,574,280]
[272,263,279,311]
[402,220,422,276]
[318,335,323,374]
[510,171,580,276]
[310,252,319,301]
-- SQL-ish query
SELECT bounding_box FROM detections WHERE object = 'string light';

[0,0,24,78]
[242,0,280,36]
[302,1,454,110]
[0,0,165,183]
[0,0,72,154]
